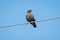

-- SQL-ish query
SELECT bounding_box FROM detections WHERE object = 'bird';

[26,9,37,28]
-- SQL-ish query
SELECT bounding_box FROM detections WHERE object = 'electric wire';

[0,17,60,28]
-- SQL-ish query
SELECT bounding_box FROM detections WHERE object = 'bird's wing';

[30,14,35,21]
[26,14,35,22]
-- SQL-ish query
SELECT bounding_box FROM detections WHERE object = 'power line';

[0,17,60,28]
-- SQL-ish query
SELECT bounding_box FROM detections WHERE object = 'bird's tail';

[31,22,37,28]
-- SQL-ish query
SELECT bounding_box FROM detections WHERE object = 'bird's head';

[27,9,32,13]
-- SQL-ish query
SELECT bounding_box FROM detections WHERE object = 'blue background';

[0,0,60,40]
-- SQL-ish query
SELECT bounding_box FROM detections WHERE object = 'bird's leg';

[26,22,29,25]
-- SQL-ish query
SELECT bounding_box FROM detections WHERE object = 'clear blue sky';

[0,0,60,40]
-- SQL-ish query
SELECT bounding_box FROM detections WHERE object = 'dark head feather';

[27,9,32,13]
